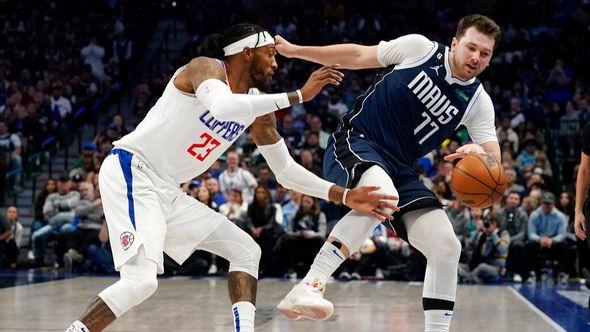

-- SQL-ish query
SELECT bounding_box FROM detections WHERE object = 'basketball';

[450,153,506,208]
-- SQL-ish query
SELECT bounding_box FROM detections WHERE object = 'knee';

[431,233,461,263]
[229,236,261,278]
[127,274,158,301]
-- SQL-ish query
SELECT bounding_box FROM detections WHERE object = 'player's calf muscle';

[228,271,257,304]
[80,297,116,331]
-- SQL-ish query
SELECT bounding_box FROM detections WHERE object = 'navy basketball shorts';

[324,128,442,238]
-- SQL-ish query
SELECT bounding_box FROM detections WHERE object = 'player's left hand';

[344,186,399,221]
[299,65,344,102]
[444,143,486,162]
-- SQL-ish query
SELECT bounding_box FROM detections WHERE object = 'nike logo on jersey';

[430,65,443,76]
[199,110,246,142]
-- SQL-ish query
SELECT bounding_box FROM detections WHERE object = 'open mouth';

[466,64,477,71]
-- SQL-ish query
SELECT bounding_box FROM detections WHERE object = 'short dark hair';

[507,190,522,198]
[487,211,502,228]
[456,14,501,46]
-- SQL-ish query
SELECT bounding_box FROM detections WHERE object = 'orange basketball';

[450,153,506,208]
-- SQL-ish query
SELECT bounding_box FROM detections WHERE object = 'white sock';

[232,301,255,332]
[65,320,89,332]
[302,242,345,287]
[424,310,453,332]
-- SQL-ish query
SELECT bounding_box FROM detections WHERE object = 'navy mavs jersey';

[325,41,489,216]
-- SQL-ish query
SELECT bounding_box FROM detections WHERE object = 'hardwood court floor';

[0,277,566,331]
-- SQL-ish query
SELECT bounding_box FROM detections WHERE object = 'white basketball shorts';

[99,149,228,273]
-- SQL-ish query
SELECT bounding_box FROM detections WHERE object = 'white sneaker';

[351,272,361,280]
[277,281,334,321]
[375,268,385,280]
[27,250,35,260]
[207,264,218,275]
[513,274,523,283]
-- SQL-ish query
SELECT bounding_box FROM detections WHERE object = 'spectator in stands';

[499,191,528,282]
[49,82,72,121]
[446,200,470,246]
[285,194,327,275]
[256,164,277,192]
[521,195,539,217]
[219,151,257,203]
[459,213,509,283]
[58,181,104,271]
[194,185,218,211]
[244,186,283,276]
[504,168,525,196]
[274,185,300,230]
[526,192,569,283]
[0,206,23,269]
[85,221,115,274]
[497,117,519,154]
[31,179,57,234]
[205,177,227,206]
[0,118,23,190]
[31,174,80,265]
[219,188,248,223]
[279,114,302,150]
[299,148,322,177]
[81,37,106,80]
[309,115,330,149]
[301,132,325,163]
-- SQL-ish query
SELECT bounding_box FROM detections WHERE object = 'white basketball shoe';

[277,280,334,321]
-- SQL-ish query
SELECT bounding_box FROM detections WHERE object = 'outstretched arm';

[275,36,380,70]
[251,114,399,221]
[275,34,434,70]
[175,57,343,121]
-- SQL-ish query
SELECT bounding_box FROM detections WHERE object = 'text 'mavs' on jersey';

[342,42,484,165]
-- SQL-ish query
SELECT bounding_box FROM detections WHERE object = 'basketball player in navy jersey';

[65,23,398,332]
[276,14,501,331]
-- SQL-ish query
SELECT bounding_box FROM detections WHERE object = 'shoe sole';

[277,300,334,321]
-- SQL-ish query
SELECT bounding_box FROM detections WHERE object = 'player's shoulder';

[474,86,493,107]
[187,56,223,70]
[377,34,436,66]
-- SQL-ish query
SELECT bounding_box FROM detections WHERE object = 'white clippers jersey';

[114,65,257,185]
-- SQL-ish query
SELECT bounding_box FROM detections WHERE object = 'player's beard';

[249,59,272,91]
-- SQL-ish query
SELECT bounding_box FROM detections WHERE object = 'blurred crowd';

[2,0,590,285]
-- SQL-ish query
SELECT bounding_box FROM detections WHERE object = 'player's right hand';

[299,65,344,102]
[274,35,297,58]
[344,186,399,221]
[574,211,587,240]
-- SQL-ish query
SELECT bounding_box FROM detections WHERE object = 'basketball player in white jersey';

[65,23,398,332]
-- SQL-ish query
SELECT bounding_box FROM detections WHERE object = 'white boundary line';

[508,287,566,332]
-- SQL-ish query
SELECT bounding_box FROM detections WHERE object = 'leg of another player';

[402,208,461,332]
[66,247,158,332]
[278,166,398,321]
[196,220,261,332]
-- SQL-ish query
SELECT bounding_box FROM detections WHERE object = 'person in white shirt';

[65,23,397,332]
[219,151,258,203]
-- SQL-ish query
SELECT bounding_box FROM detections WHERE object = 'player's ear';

[242,47,253,61]
[450,37,458,51]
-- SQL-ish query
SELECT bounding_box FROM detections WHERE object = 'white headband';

[223,31,274,56]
